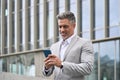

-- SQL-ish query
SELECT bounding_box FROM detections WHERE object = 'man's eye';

[59,25,68,28]
[59,26,62,28]
[63,25,68,28]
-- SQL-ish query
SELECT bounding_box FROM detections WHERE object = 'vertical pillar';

[15,0,20,52]
[33,0,37,49]
[1,0,5,54]
[43,0,47,47]
[8,0,13,53]
[53,0,58,42]
[23,0,29,50]
[90,0,95,40]
[77,0,82,37]
[65,0,70,11]
[104,0,109,37]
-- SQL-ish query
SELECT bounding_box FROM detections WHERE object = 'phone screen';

[43,50,51,57]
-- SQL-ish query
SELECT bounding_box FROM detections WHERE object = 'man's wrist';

[60,62,63,69]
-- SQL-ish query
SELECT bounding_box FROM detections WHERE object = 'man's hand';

[44,54,62,69]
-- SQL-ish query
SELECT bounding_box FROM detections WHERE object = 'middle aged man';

[43,11,94,80]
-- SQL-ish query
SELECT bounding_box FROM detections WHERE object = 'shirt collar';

[60,33,76,45]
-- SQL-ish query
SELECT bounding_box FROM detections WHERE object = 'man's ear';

[73,23,76,28]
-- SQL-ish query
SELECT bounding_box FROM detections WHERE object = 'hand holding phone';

[43,50,51,57]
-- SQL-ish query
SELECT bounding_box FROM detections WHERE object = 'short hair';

[56,11,76,24]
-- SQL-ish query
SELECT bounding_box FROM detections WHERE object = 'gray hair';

[56,11,76,24]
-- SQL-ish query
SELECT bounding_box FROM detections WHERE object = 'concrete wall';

[0,50,54,80]
[0,72,52,80]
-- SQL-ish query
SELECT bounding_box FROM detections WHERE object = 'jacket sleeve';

[42,66,54,76]
[62,41,94,76]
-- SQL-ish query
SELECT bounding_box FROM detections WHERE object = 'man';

[43,11,94,80]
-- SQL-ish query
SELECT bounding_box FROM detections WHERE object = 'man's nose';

[60,27,65,32]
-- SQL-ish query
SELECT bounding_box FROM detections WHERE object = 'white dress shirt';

[60,33,76,61]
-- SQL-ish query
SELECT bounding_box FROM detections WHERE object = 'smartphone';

[43,50,52,57]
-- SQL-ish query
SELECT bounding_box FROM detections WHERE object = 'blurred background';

[0,0,120,80]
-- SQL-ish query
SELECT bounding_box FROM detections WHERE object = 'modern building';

[0,0,120,80]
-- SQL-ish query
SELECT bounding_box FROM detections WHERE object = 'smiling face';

[58,19,76,40]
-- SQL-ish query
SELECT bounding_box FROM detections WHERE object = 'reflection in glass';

[2,54,35,76]
[93,43,99,80]
[2,58,8,72]
[17,55,25,75]
[26,54,35,76]
[100,41,115,80]
[86,43,99,80]
[9,56,17,73]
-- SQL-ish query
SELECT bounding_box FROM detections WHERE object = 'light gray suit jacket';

[43,35,94,80]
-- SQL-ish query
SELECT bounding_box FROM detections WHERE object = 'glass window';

[109,25,120,37]
[26,54,35,76]
[2,58,8,72]
[17,55,26,75]
[95,29,104,39]
[95,0,105,40]
[86,43,99,80]
[100,41,115,80]
[110,0,119,26]
[95,0,104,28]
[1,54,35,76]
[47,0,54,47]
[39,2,44,48]
[9,56,17,74]
[70,0,77,34]
[58,0,65,13]
[93,43,99,80]
[109,0,120,37]
[82,0,90,39]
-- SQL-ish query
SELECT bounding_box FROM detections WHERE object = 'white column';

[23,0,29,50]
[15,0,20,52]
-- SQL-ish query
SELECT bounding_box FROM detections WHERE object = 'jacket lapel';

[63,35,78,61]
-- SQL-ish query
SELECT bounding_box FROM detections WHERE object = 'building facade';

[0,0,120,80]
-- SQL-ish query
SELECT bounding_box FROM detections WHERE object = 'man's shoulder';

[76,35,92,44]
[76,35,89,41]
